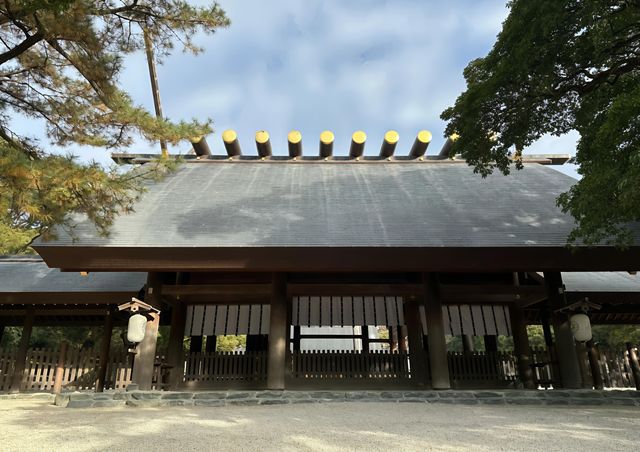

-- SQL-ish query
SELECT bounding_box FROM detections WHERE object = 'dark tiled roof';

[33,161,625,248]
[562,272,640,293]
[0,256,146,293]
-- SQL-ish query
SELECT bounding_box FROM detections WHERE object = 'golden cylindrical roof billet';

[288,130,302,158]
[319,130,334,158]
[409,130,432,158]
[379,130,399,158]
[349,130,367,159]
[255,130,272,157]
[222,129,241,156]
[438,133,459,159]
[191,136,211,156]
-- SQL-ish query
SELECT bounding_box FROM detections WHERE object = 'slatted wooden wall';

[185,298,512,337]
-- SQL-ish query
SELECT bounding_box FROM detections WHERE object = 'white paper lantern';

[570,313,592,342]
[127,313,147,343]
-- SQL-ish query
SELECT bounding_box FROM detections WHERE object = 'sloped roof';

[34,161,583,248]
[0,256,145,293]
[562,272,640,293]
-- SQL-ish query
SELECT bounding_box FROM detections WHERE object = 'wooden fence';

[0,346,166,393]
[590,346,637,389]
[183,351,267,387]
[447,351,518,388]
[291,350,411,381]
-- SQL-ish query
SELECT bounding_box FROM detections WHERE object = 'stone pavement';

[46,389,640,408]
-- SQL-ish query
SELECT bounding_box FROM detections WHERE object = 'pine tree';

[0,1,229,253]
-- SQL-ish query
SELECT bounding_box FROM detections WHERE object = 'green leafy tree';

[442,0,639,246]
[0,1,229,253]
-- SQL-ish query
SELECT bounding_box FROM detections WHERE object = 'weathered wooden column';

[544,272,582,389]
[10,309,34,392]
[190,336,203,353]
[0,325,5,344]
[462,335,475,352]
[96,311,114,392]
[52,341,69,394]
[575,341,592,388]
[205,336,217,352]
[131,273,162,390]
[510,273,536,389]
[267,273,288,390]
[484,335,498,352]
[586,340,604,390]
[423,273,450,389]
[166,302,187,390]
[627,342,640,390]
[404,298,427,386]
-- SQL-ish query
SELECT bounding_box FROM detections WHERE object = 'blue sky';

[13,0,580,177]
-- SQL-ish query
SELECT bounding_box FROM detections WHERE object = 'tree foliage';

[442,0,640,246]
[0,1,229,253]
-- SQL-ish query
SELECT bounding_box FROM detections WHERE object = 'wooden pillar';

[292,326,301,352]
[575,341,592,388]
[52,341,69,394]
[10,309,34,392]
[586,340,604,390]
[267,273,288,390]
[96,311,114,392]
[484,335,498,352]
[423,273,450,389]
[462,335,475,352]
[205,336,217,352]
[166,303,187,390]
[131,272,162,390]
[626,342,640,390]
[190,336,203,353]
[0,325,5,345]
[404,299,427,386]
[540,305,554,348]
[544,271,582,389]
[509,302,536,389]
[360,326,370,352]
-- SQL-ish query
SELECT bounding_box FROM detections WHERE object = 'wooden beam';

[287,283,422,296]
[36,245,640,273]
[0,308,111,317]
[162,284,271,296]
[0,292,139,305]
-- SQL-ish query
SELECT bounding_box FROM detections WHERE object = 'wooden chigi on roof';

[7,129,640,393]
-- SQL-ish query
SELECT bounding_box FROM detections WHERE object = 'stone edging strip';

[49,390,640,409]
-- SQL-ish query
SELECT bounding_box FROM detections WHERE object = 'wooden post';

[509,302,536,389]
[52,341,69,394]
[205,336,217,352]
[131,272,162,390]
[626,342,640,390]
[0,325,5,345]
[360,326,370,352]
[575,341,592,388]
[423,273,450,389]
[586,340,604,390]
[267,273,288,390]
[404,299,427,386]
[166,302,187,390]
[544,272,582,389]
[190,336,203,353]
[484,335,498,352]
[462,335,475,352]
[96,311,114,392]
[10,310,34,392]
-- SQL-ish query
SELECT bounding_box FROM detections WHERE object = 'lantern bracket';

[118,297,161,314]
[554,298,601,315]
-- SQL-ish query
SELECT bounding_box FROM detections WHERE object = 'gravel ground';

[0,399,638,451]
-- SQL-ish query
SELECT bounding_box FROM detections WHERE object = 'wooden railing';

[447,351,518,387]
[292,350,410,381]
[530,346,559,388]
[590,346,637,389]
[0,346,166,392]
[183,351,267,384]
